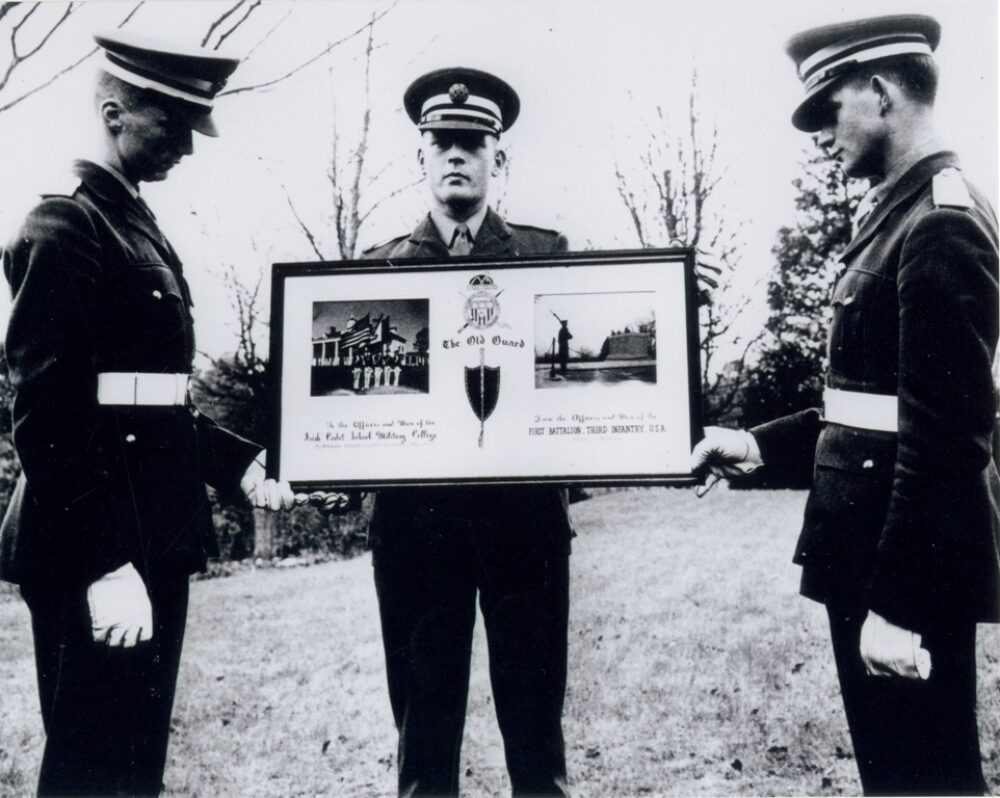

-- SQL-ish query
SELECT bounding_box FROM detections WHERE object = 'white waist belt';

[823,388,898,433]
[97,372,190,406]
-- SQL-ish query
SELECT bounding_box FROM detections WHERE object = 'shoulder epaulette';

[932,167,973,210]
[506,221,562,236]
[362,233,408,255]
[40,170,82,199]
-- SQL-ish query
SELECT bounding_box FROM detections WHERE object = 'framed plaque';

[269,248,702,489]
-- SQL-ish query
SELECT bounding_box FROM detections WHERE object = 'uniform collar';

[72,159,178,264]
[841,149,960,263]
[429,204,489,246]
[868,135,944,207]
[409,206,513,255]
[74,159,142,209]
[93,160,141,200]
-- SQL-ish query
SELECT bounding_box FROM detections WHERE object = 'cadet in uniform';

[691,15,999,794]
[557,319,572,374]
[363,68,573,797]
[1,32,293,796]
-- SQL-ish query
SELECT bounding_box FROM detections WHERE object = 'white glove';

[294,491,355,514]
[689,426,763,496]
[87,562,153,648]
[241,452,296,511]
[860,610,932,680]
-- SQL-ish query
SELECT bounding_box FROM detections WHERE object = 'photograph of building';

[311,299,429,395]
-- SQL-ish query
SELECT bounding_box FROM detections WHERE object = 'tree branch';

[18,3,72,62]
[214,0,262,50]
[218,2,396,97]
[201,0,244,48]
[9,2,39,40]
[0,2,143,114]
[1,2,65,92]
[0,4,20,24]
[240,7,291,63]
[615,165,647,248]
[358,178,421,227]
[327,120,347,259]
[345,14,376,258]
[283,188,324,260]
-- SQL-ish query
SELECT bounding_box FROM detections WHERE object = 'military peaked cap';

[404,67,520,136]
[785,14,940,131]
[94,30,241,137]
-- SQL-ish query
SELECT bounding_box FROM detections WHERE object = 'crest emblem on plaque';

[459,273,507,332]
[465,348,500,448]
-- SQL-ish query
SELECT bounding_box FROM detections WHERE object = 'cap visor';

[417,120,499,135]
[791,79,836,132]
[160,96,220,137]
[188,111,219,137]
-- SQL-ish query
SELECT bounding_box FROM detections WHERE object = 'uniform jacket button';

[862,458,874,470]
[152,289,163,299]
[125,433,137,443]
[843,295,855,306]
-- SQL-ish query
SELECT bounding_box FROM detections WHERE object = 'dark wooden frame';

[268,247,703,490]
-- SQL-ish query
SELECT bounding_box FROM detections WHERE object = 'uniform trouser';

[372,520,571,798]
[826,602,985,796]
[21,570,189,797]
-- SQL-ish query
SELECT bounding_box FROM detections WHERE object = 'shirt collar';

[94,160,141,200]
[869,135,944,205]
[430,204,489,246]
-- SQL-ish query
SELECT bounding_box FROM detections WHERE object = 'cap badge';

[448,83,469,104]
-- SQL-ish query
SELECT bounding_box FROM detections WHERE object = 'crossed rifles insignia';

[458,273,508,333]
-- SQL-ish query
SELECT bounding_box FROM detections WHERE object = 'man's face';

[814,81,887,179]
[113,101,194,184]
[418,130,503,216]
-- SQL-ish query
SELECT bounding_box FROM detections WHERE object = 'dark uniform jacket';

[752,152,1000,633]
[1,159,259,586]
[361,208,574,547]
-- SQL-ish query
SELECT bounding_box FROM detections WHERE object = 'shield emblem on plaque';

[467,293,498,327]
[464,348,500,448]
[458,273,508,333]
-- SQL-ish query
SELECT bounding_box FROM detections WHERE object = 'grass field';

[1,487,998,797]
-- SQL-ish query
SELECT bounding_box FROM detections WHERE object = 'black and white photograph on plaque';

[310,299,429,396]
[534,292,657,388]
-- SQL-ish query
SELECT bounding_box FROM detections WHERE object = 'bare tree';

[218,2,398,98]
[191,259,282,559]
[0,1,395,115]
[0,2,145,114]
[615,70,762,422]
[200,0,262,50]
[284,11,416,261]
[213,10,414,556]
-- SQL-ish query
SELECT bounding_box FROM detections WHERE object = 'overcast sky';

[0,0,995,364]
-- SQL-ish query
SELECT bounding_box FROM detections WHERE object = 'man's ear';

[492,148,507,176]
[870,75,893,115]
[100,98,125,133]
[416,146,425,174]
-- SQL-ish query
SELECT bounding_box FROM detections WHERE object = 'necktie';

[450,223,473,256]
[851,187,879,236]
